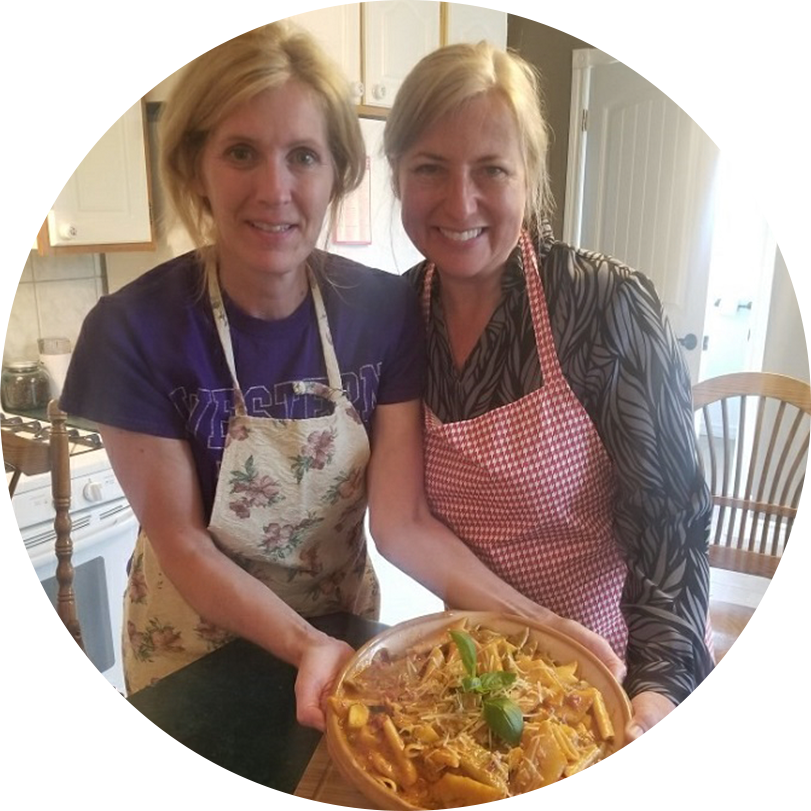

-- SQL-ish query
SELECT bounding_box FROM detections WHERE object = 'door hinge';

[581,108,588,132]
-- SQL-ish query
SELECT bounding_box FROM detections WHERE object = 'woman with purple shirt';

[61,22,623,730]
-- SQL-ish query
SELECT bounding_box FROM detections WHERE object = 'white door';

[445,3,507,48]
[564,49,720,383]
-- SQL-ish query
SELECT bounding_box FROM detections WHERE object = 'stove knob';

[83,481,105,502]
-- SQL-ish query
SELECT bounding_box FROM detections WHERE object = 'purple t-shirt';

[61,250,425,519]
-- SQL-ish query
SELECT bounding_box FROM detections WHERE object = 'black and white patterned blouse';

[405,228,715,705]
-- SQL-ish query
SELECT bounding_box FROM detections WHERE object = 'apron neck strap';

[421,230,563,382]
[518,230,563,380]
[207,261,344,418]
[307,267,343,391]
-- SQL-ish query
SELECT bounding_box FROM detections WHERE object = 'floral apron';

[422,231,629,658]
[123,266,378,694]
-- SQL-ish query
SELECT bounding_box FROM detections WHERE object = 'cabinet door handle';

[59,223,78,241]
[677,333,698,351]
[372,84,387,101]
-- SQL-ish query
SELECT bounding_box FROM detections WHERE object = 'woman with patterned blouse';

[382,41,715,740]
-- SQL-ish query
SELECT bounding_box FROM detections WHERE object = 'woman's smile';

[249,221,296,234]
[437,227,485,242]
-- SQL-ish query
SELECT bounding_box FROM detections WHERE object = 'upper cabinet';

[147,4,507,113]
[293,2,441,112]
[445,2,508,47]
[39,100,154,254]
[289,4,363,104]
[148,5,369,106]
[363,1,441,109]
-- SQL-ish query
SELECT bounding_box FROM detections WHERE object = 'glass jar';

[1,361,53,412]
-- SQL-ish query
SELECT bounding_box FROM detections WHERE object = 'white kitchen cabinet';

[145,7,364,107]
[363,1,441,108]
[444,1,508,48]
[289,4,363,104]
[151,4,441,115]
[44,100,154,252]
[296,1,442,112]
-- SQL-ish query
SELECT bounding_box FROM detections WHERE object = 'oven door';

[27,497,137,694]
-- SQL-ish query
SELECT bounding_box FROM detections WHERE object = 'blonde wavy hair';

[159,21,366,253]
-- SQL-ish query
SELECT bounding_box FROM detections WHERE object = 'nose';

[256,157,292,206]
[444,170,478,220]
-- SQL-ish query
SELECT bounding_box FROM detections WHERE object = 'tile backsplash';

[3,251,105,365]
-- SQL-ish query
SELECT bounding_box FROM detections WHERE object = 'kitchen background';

[0,0,811,692]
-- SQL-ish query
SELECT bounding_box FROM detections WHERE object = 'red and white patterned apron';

[422,231,629,658]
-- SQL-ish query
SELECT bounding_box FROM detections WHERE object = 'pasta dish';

[329,617,620,808]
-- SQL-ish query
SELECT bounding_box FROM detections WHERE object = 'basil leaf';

[461,675,483,693]
[479,671,517,692]
[449,630,478,679]
[482,696,524,746]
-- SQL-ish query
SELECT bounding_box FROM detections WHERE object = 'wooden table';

[295,707,811,811]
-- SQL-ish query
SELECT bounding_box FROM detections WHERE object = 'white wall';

[762,248,809,382]
[323,117,423,275]
[0,243,31,346]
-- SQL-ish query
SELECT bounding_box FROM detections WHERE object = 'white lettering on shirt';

[170,364,382,451]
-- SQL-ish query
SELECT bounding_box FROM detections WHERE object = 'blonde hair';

[384,40,554,236]
[159,21,365,250]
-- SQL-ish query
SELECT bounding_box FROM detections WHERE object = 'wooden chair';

[692,371,810,659]
[3,400,85,651]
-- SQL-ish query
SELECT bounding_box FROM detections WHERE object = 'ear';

[390,165,402,200]
[190,170,208,199]
[191,172,211,212]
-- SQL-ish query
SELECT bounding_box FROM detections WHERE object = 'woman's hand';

[294,634,357,731]
[98,425,359,732]
[539,613,626,683]
[626,691,675,741]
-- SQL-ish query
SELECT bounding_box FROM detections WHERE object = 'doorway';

[698,152,777,381]
[563,49,776,385]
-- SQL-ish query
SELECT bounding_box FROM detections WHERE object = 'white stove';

[3,410,136,693]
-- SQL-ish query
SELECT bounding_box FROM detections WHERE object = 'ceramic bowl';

[325,610,632,809]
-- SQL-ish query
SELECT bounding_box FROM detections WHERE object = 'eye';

[225,144,256,165]
[412,162,443,178]
[290,147,322,168]
[481,165,509,179]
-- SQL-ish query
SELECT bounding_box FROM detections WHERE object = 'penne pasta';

[330,620,623,808]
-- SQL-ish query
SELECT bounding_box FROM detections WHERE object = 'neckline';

[421,231,564,390]
[221,285,314,337]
